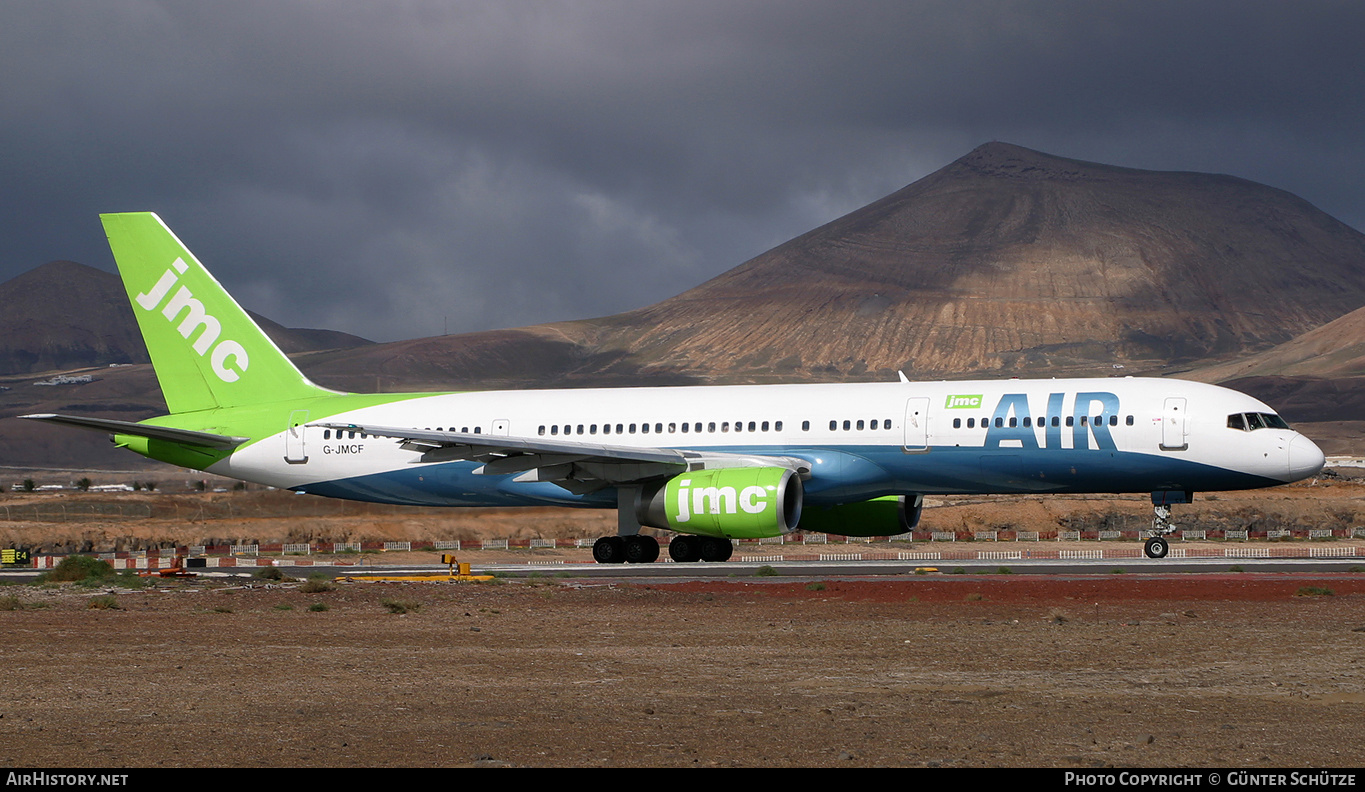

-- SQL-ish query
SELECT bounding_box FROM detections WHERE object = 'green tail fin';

[101,212,337,414]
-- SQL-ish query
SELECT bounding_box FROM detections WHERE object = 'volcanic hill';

[6,142,1365,467]
[0,260,371,376]
[297,142,1365,392]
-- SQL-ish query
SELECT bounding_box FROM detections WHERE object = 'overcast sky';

[3,1,1363,341]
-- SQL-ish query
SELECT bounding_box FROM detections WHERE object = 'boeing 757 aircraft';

[24,213,1326,561]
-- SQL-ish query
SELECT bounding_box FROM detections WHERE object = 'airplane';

[23,213,1326,561]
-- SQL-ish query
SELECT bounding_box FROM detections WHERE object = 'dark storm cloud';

[2,1,1363,340]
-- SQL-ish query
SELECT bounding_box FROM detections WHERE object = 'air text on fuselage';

[978,392,1121,451]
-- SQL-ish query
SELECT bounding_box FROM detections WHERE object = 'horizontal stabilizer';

[20,414,249,450]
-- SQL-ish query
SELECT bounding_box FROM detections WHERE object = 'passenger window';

[967,418,974,429]
[762,421,770,431]
[323,430,331,439]
[1065,417,1074,427]
[680,423,688,433]
[953,418,961,429]
[709,422,716,432]
[856,420,865,430]
[538,426,545,436]
[668,423,676,433]
[995,417,1003,428]
[842,420,850,431]
[802,420,809,431]
[775,421,782,431]
[551,425,559,435]
[829,420,837,431]
[1109,415,1117,426]
[1022,417,1031,428]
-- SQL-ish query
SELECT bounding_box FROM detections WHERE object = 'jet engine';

[635,467,803,539]
[795,494,923,537]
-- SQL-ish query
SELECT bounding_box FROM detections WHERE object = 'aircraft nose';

[1287,435,1326,481]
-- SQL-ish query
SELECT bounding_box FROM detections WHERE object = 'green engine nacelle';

[635,467,803,539]
[796,494,923,537]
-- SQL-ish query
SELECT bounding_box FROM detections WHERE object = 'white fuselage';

[209,377,1325,508]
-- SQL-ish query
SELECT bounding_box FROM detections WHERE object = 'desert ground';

[2,474,1364,768]
[2,467,1364,555]
[1,571,1363,768]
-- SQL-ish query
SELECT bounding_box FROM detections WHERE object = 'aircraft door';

[1160,398,1188,451]
[903,397,929,452]
[286,410,309,464]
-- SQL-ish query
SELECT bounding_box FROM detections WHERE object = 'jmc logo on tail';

[134,258,250,383]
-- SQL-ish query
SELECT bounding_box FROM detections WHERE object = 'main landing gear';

[592,535,660,564]
[666,535,734,563]
[591,534,734,563]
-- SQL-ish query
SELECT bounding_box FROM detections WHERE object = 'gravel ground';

[2,572,1363,768]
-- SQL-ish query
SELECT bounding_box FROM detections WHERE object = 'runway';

[318,554,1365,580]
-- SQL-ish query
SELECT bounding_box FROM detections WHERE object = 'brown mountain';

[1193,302,1365,383]
[0,261,373,469]
[0,260,372,376]
[1182,304,1365,425]
[300,142,1365,391]
[8,142,1365,469]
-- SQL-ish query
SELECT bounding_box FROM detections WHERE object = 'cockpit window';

[1227,412,1290,431]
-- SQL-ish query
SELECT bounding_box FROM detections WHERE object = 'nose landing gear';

[1145,491,1191,559]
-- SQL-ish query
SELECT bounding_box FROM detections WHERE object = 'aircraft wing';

[20,414,249,450]
[313,421,811,495]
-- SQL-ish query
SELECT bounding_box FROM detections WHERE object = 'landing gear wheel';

[592,536,626,564]
[699,537,734,563]
[1144,537,1169,559]
[668,535,701,563]
[623,535,659,564]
